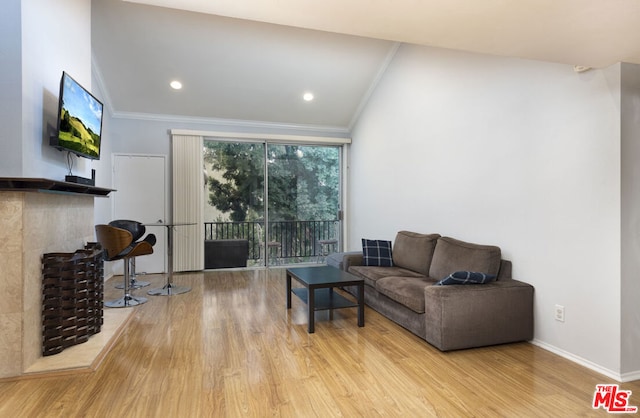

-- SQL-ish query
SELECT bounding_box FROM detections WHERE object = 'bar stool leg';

[105,257,148,308]
[114,258,150,289]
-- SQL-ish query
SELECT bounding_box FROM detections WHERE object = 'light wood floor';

[1,268,637,417]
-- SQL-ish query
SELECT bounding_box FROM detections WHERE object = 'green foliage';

[204,142,264,222]
[204,142,339,222]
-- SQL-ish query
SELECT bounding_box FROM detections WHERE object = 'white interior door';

[112,154,167,274]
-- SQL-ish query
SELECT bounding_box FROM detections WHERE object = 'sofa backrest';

[428,236,502,280]
[392,231,441,275]
[497,259,512,281]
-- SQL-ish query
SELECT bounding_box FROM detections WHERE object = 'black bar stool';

[108,220,156,289]
[95,224,154,307]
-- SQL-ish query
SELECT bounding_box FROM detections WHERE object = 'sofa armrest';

[343,252,363,271]
[326,251,362,271]
[423,279,534,351]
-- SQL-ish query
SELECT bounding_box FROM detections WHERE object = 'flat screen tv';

[50,71,103,160]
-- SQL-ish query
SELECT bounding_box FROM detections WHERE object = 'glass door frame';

[203,133,350,268]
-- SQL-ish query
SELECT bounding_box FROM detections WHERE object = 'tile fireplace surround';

[0,180,113,379]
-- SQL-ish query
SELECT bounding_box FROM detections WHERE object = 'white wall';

[91,69,114,226]
[9,0,112,263]
[19,0,93,180]
[105,115,349,154]
[0,0,23,176]
[350,44,625,377]
[103,114,352,203]
[620,62,640,379]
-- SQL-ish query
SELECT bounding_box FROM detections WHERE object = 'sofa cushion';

[429,237,502,280]
[362,239,394,267]
[436,271,497,285]
[375,276,438,314]
[349,265,425,288]
[392,231,441,275]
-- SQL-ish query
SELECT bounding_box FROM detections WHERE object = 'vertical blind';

[172,134,204,271]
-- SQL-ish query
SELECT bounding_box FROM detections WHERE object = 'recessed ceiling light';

[170,80,183,90]
[303,92,314,102]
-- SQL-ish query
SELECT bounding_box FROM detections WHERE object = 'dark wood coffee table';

[286,266,364,333]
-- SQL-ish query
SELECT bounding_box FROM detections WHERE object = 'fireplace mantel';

[0,177,114,196]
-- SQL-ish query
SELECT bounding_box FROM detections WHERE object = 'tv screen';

[50,72,103,160]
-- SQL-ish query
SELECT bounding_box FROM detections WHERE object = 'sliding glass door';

[266,144,341,266]
[203,141,265,267]
[203,139,342,268]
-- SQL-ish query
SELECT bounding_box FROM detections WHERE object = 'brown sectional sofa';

[332,231,534,351]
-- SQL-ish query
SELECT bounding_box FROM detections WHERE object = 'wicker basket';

[41,243,104,356]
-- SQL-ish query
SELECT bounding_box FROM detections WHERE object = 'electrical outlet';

[554,304,565,322]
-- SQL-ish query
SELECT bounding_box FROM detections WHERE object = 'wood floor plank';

[0,268,638,417]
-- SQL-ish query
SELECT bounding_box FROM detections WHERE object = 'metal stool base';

[147,284,190,296]
[105,295,148,308]
[115,279,150,289]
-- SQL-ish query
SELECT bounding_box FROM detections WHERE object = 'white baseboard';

[531,339,640,383]
[621,370,640,383]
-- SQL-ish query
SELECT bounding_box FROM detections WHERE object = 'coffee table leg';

[328,287,334,320]
[308,286,315,333]
[357,283,365,327]
[286,273,292,309]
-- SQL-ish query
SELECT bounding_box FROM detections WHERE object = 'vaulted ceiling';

[92,0,640,133]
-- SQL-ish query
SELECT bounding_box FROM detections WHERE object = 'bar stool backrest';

[108,219,145,242]
[95,224,134,261]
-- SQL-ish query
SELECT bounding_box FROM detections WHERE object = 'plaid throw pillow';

[436,271,496,285]
[362,239,394,267]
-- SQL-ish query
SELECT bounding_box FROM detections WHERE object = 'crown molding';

[91,53,115,117]
[111,111,351,137]
[348,42,401,131]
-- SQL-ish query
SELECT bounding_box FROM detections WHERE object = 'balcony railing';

[204,220,339,263]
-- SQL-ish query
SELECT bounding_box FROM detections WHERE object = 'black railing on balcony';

[204,220,339,262]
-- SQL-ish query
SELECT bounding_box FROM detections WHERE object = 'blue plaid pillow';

[362,239,394,267]
[436,271,496,285]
